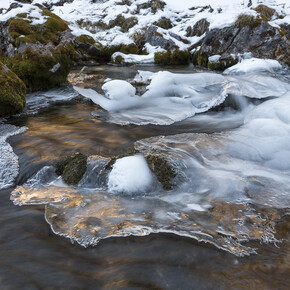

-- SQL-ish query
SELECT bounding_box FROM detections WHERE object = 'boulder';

[145,25,177,50]
[55,152,87,185]
[195,20,290,68]
[0,8,75,91]
[0,61,26,116]
[186,18,210,37]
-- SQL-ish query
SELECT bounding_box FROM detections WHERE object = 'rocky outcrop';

[0,61,26,116]
[186,18,209,37]
[193,19,290,68]
[145,25,177,50]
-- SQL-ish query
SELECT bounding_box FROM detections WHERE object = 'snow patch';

[108,155,154,194]
[224,58,282,75]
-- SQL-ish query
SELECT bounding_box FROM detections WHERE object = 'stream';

[0,64,289,288]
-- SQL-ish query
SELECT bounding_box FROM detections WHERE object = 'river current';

[0,65,289,288]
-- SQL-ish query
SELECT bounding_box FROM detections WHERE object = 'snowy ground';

[0,0,289,49]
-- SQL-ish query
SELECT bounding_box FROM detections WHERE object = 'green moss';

[8,8,68,45]
[154,49,190,65]
[0,61,26,116]
[253,5,275,21]
[16,13,29,18]
[55,152,87,185]
[154,51,171,65]
[145,154,176,190]
[234,14,262,29]
[4,46,73,91]
[171,49,190,64]
[75,34,96,45]
[192,50,208,67]
[103,44,140,62]
[114,54,124,64]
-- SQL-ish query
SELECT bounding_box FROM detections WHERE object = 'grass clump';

[234,14,262,29]
[154,49,190,65]
[253,4,275,21]
[0,61,26,116]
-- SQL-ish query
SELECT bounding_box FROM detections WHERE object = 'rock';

[195,20,290,67]
[55,152,87,185]
[145,154,176,190]
[186,18,210,37]
[145,25,177,50]
[0,61,26,116]
[0,8,75,90]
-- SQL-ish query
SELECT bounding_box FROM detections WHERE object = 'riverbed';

[0,64,289,288]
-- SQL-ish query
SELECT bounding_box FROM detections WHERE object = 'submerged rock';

[55,152,87,185]
[0,61,26,116]
[145,154,176,190]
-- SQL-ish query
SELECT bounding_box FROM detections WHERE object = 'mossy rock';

[113,54,124,64]
[2,46,74,91]
[103,44,140,62]
[55,152,87,185]
[154,49,190,65]
[109,14,138,33]
[0,61,26,116]
[207,55,238,71]
[8,8,69,45]
[75,34,96,45]
[145,154,176,190]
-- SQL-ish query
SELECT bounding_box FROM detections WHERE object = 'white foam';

[108,155,154,194]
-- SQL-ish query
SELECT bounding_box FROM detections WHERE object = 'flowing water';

[0,65,289,288]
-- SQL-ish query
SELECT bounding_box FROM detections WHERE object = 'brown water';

[1,65,289,289]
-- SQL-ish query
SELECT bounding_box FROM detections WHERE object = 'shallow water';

[1,64,290,288]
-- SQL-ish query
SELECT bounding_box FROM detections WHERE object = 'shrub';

[154,49,190,65]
